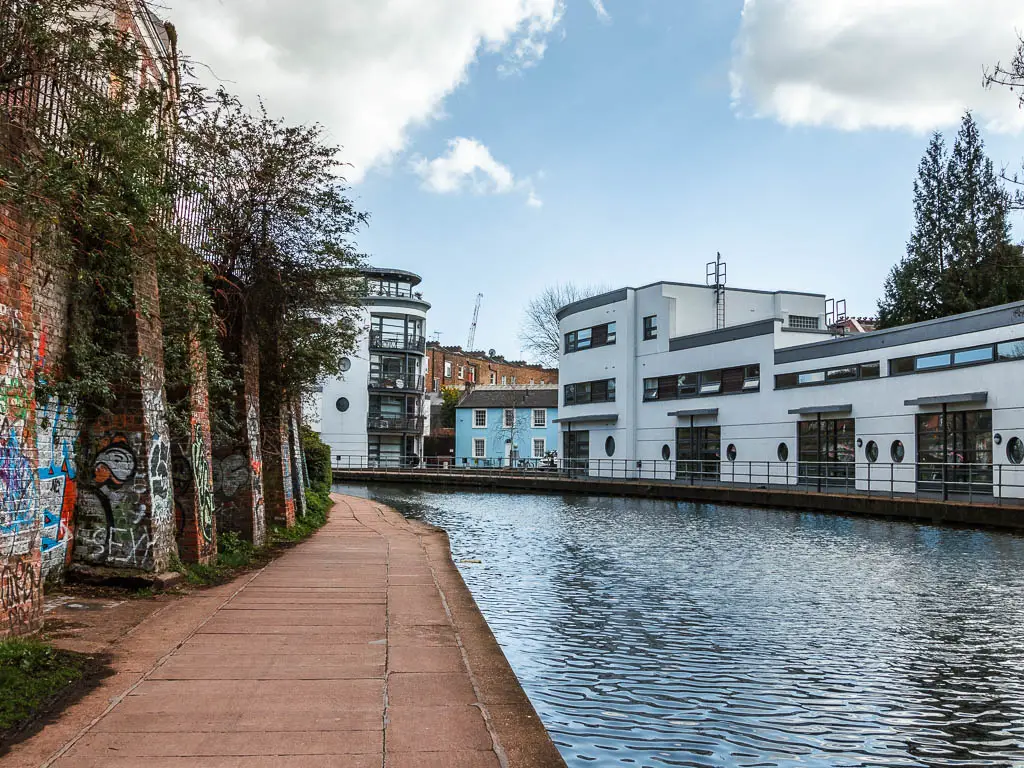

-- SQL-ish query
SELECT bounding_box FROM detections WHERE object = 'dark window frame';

[775,361,882,390]
[643,315,658,341]
[642,365,760,403]
[565,322,617,354]
[564,378,616,406]
[889,337,1024,378]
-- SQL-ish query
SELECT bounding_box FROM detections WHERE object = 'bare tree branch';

[518,282,608,367]
[986,34,1024,211]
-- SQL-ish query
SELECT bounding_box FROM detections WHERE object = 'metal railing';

[366,284,424,300]
[369,332,426,354]
[368,374,425,392]
[330,455,1024,506]
[365,416,425,434]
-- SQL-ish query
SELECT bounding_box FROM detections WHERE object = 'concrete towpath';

[26,494,565,768]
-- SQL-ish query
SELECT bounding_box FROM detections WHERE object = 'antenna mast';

[706,252,727,330]
[467,293,483,349]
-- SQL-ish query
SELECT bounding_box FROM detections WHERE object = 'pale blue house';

[455,388,559,466]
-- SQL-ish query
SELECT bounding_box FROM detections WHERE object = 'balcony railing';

[368,374,425,392]
[369,332,426,354]
[366,284,425,300]
[366,415,426,434]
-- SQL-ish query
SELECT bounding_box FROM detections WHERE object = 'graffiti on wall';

[0,376,36,559]
[37,398,77,579]
[247,398,266,544]
[173,423,215,551]
[288,409,306,517]
[1,559,38,634]
[192,423,214,544]
[76,433,157,570]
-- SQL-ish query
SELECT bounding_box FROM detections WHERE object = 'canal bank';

[6,494,565,768]
[333,468,1024,531]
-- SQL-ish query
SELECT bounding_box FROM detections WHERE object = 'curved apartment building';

[316,268,430,466]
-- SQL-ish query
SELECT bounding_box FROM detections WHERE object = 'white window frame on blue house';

[503,408,515,428]
[532,409,546,428]
[473,409,487,428]
[532,438,546,458]
[473,438,486,458]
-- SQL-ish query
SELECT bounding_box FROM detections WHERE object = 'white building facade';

[556,281,1024,499]
[316,268,430,467]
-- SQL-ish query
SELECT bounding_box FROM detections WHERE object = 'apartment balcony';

[368,374,425,393]
[366,284,424,300]
[366,414,426,434]
[369,332,426,354]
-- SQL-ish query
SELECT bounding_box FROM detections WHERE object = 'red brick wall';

[0,195,43,636]
[426,346,558,393]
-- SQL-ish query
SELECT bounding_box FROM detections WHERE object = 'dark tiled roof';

[457,389,558,409]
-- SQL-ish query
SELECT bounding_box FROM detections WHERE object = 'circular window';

[866,440,879,463]
[1008,437,1024,465]
[891,440,905,463]
[777,442,789,462]
[726,444,737,462]
[661,444,671,461]
[340,357,352,372]
[605,436,616,457]
[335,397,350,413]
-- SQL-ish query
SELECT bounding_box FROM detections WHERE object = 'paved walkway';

[36,494,563,768]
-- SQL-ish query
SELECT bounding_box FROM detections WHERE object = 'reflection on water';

[335,484,1024,768]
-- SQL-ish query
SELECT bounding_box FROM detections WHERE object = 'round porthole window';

[777,442,789,462]
[335,397,350,413]
[866,440,879,463]
[661,444,671,461]
[605,436,616,457]
[726,444,737,462]
[340,357,352,372]
[1008,437,1024,465]
[891,440,905,463]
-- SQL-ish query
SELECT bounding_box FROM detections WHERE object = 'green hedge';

[302,425,332,491]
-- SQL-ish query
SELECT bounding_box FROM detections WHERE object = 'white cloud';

[589,0,610,22]
[730,0,1024,134]
[166,0,568,181]
[412,138,542,207]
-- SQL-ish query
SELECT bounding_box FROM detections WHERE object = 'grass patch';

[174,485,333,587]
[0,640,85,735]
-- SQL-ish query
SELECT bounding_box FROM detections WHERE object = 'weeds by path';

[0,640,86,740]
[174,484,333,587]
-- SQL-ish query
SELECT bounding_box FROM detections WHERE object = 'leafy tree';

[178,89,367,407]
[519,283,608,367]
[440,386,461,429]
[985,34,1024,210]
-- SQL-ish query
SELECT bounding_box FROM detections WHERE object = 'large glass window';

[916,410,993,495]
[565,322,616,353]
[676,426,720,481]
[699,370,721,395]
[797,418,855,487]
[776,361,881,389]
[891,337,1024,377]
[998,340,1024,360]
[565,431,590,474]
[564,379,615,405]
[473,409,487,428]
[915,352,951,371]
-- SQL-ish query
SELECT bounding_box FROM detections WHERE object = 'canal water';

[334,484,1024,768]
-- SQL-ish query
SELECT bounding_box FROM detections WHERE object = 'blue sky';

[171,0,1024,361]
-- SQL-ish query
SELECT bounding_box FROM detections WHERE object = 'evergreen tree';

[878,113,1024,328]
[944,112,1013,315]
[878,133,950,328]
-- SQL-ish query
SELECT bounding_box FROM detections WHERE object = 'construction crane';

[467,293,483,350]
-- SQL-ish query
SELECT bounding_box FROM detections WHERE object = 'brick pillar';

[74,255,176,573]
[0,200,43,636]
[171,336,217,564]
[259,329,295,528]
[33,245,77,583]
[212,324,266,546]
[288,399,307,517]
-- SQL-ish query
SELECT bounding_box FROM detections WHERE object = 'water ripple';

[336,485,1024,768]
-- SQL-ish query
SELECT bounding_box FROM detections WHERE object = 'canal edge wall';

[333,470,1024,533]
[340,493,568,768]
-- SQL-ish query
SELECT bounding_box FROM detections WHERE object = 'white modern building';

[315,268,430,466]
[556,280,1024,499]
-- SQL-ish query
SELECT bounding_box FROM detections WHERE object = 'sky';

[165,0,1024,363]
